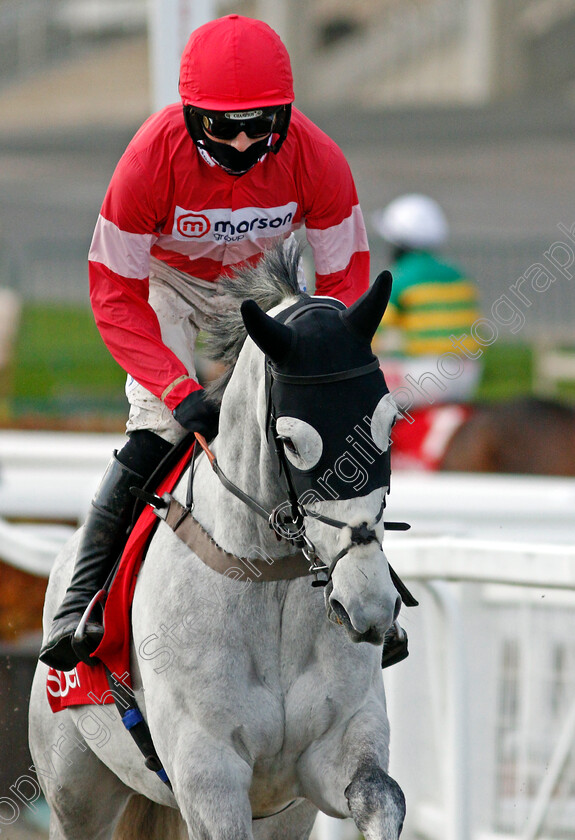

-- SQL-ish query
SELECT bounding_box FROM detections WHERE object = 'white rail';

[0,431,124,575]
[0,430,124,523]
[1,429,575,536]
[386,536,575,589]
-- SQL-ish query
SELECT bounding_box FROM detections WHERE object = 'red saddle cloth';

[391,404,472,471]
[46,442,195,713]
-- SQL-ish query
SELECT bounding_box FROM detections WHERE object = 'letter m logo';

[175,212,210,238]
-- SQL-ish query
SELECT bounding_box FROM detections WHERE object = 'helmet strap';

[269,104,291,154]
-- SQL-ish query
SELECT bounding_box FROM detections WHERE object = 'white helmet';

[373,194,449,249]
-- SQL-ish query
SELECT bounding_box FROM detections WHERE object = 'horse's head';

[241,269,402,645]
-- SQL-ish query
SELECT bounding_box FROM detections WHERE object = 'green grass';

[8,303,127,423]
[475,342,575,402]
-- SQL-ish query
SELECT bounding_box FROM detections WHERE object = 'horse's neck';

[188,443,285,558]
[185,364,288,558]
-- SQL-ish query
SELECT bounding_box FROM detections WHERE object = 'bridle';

[192,383,416,605]
[191,298,418,605]
[193,383,387,588]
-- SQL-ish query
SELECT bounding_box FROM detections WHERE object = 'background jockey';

[39,14,373,672]
[372,193,483,409]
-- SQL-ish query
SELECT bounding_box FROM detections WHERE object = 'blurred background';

[2,0,575,427]
[1,1,575,838]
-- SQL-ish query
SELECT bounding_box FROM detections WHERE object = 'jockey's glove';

[172,390,220,441]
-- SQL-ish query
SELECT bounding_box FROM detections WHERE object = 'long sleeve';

[88,140,200,409]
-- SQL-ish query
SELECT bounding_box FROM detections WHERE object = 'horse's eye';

[281,437,299,456]
[275,416,323,469]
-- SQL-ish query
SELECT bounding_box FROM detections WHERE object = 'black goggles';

[197,108,279,140]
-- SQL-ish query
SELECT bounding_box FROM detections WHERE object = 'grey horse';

[29,244,406,840]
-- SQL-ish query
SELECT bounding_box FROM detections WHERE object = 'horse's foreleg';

[304,759,405,840]
[344,760,405,840]
[29,668,132,840]
[297,698,405,840]
[170,732,255,840]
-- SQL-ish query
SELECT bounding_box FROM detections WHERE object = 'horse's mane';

[203,241,303,405]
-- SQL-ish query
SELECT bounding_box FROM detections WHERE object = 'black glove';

[172,390,220,441]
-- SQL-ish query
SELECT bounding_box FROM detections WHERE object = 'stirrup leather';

[71,589,107,666]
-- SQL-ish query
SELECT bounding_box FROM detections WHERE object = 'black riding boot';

[39,429,173,671]
[39,429,174,672]
[39,454,143,671]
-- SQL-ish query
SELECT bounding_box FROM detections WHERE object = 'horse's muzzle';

[327,596,400,646]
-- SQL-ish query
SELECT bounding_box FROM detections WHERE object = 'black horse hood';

[242,274,396,502]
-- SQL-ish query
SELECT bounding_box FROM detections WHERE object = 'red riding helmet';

[179,15,294,174]
[179,14,294,110]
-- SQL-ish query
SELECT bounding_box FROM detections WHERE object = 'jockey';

[372,193,483,409]
[39,14,377,672]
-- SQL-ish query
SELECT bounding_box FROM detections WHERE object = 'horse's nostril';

[393,596,402,621]
[330,599,349,626]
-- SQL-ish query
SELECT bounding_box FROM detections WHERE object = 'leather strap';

[268,357,380,385]
[164,497,313,582]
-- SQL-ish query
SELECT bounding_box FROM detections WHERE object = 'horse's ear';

[241,300,293,365]
[341,270,393,343]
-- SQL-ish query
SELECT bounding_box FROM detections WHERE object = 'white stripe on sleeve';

[306,205,369,275]
[89,215,156,280]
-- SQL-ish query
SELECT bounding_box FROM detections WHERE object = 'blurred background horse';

[389,397,575,476]
[438,396,575,475]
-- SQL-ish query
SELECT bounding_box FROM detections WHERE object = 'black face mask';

[269,371,392,503]
[183,105,291,176]
[199,132,272,175]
